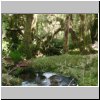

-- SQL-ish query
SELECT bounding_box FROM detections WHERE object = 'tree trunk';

[79,14,93,54]
[22,14,33,59]
[69,14,78,48]
[63,15,71,53]
[90,14,98,44]
[78,14,86,53]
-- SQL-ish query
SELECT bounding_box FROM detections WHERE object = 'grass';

[2,53,98,86]
[31,53,98,86]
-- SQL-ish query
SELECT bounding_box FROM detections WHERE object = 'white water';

[43,72,56,78]
[21,72,78,86]
[22,81,38,86]
[21,72,56,86]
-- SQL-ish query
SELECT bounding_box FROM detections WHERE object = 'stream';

[21,72,78,86]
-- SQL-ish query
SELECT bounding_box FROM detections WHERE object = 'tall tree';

[78,14,86,53]
[22,14,33,59]
[90,14,98,44]
[63,15,71,53]
[78,14,94,54]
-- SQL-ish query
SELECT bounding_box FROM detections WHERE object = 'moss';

[2,53,98,86]
[2,74,22,86]
[32,53,98,86]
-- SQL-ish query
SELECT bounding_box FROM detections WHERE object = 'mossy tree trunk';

[22,14,33,59]
[84,14,95,53]
[79,14,93,54]
[63,15,71,53]
[69,15,78,48]
[78,14,86,53]
[90,14,98,44]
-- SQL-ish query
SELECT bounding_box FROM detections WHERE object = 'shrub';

[2,74,22,86]
[9,50,22,63]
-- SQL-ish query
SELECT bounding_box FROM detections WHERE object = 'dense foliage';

[2,14,98,86]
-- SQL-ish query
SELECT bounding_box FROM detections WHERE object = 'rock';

[49,75,78,86]
[35,72,78,86]
[35,73,46,85]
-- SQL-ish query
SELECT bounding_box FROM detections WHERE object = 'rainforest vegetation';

[2,14,98,86]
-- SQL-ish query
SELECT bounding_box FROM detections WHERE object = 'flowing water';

[22,81,38,86]
[21,72,78,86]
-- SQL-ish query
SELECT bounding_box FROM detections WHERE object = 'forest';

[2,14,98,86]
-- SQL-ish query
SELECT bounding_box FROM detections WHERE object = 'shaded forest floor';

[2,53,98,86]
